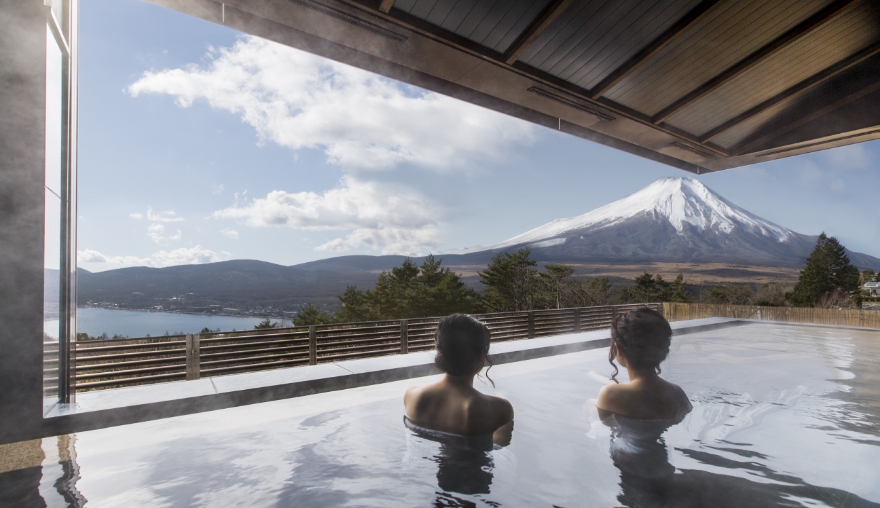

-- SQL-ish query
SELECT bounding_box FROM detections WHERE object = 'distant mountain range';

[78,177,880,310]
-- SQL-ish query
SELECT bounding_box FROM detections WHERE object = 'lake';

[69,308,283,338]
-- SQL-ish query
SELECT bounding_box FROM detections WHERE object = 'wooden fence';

[72,303,659,392]
[663,302,880,329]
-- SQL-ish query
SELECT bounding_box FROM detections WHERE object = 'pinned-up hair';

[609,307,672,383]
[434,314,494,386]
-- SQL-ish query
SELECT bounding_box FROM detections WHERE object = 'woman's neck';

[442,373,476,388]
[625,367,659,382]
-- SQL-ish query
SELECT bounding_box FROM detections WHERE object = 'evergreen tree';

[666,274,693,303]
[788,233,860,307]
[334,285,380,323]
[411,255,479,317]
[254,318,277,329]
[479,248,540,312]
[335,256,478,320]
[627,272,669,302]
[294,303,334,326]
[704,284,753,305]
[539,264,578,309]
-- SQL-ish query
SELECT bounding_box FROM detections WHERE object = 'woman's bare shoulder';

[470,392,514,427]
[490,394,514,421]
[668,382,693,412]
[403,384,420,402]
[596,382,627,412]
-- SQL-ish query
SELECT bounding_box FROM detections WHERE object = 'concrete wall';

[0,0,49,444]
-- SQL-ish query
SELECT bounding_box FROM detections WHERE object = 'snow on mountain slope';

[492,177,794,249]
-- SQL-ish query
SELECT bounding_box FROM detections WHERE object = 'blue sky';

[77,0,880,272]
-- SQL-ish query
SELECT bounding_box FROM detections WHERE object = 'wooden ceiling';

[149,0,880,173]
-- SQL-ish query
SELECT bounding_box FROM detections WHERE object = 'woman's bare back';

[597,376,691,420]
[404,381,513,439]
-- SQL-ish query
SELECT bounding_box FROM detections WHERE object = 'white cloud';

[127,36,537,254]
[146,207,184,222]
[130,212,144,220]
[127,36,534,171]
[77,249,150,266]
[315,226,439,255]
[220,227,239,239]
[212,183,224,195]
[212,176,440,255]
[77,246,224,268]
[823,143,871,170]
[147,223,182,244]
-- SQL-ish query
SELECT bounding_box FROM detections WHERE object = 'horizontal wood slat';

[663,303,880,328]
[73,304,661,391]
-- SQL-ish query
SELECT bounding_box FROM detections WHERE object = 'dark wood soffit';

[735,80,880,155]
[503,0,577,65]
[700,41,880,143]
[341,0,731,157]
[652,0,861,124]
[590,0,725,98]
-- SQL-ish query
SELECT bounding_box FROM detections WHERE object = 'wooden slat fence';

[73,303,659,392]
[663,302,880,328]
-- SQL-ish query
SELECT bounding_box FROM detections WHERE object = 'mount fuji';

[449,177,880,269]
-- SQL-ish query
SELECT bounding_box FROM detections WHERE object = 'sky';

[77,0,880,272]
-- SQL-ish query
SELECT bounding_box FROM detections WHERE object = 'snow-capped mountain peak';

[491,177,794,250]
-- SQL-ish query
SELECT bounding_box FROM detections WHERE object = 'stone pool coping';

[42,317,745,437]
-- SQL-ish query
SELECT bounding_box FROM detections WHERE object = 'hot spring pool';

[5,322,880,507]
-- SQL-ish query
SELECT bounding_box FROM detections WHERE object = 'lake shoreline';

[66,308,288,339]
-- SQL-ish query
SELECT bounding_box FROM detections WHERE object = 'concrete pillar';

[0,0,52,444]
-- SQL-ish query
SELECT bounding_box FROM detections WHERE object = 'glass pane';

[44,23,64,411]
[45,25,63,197]
[44,191,61,408]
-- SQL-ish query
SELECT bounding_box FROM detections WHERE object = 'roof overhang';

[147,0,880,174]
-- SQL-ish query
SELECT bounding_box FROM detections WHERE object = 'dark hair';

[609,308,672,383]
[434,314,494,387]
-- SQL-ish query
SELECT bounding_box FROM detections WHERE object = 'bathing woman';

[404,314,514,445]
[597,308,692,420]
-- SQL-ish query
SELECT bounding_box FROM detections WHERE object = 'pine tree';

[254,318,277,329]
[788,233,860,307]
[479,248,540,312]
[293,304,334,326]
[666,274,693,303]
[540,264,578,309]
[335,256,478,320]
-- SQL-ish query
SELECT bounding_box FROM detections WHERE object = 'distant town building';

[864,282,880,296]
[222,308,241,315]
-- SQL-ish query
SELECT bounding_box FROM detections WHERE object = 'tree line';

[282,232,875,327]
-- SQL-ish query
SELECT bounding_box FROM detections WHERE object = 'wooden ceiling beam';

[589,0,725,98]
[652,0,861,124]
[735,79,880,155]
[503,0,576,65]
[378,0,394,14]
[700,41,880,143]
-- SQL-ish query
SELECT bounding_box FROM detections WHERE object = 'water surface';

[6,322,880,507]
[71,308,273,337]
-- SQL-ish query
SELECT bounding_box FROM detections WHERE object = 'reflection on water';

[597,411,880,508]
[602,413,678,507]
[2,324,879,506]
[403,417,511,507]
[0,435,85,508]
